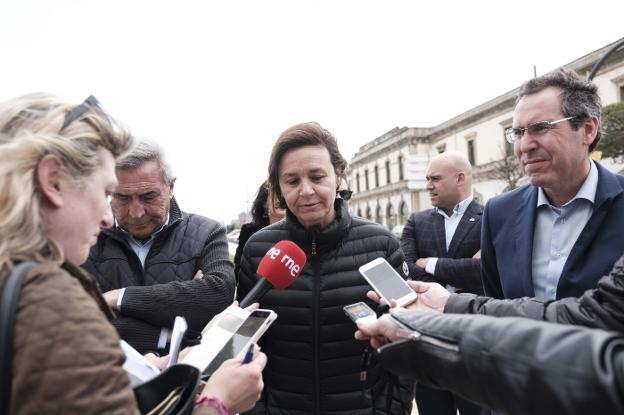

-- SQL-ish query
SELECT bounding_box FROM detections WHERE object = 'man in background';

[400,150,483,415]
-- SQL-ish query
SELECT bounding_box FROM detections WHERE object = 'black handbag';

[133,363,200,415]
[0,261,200,415]
[0,261,36,415]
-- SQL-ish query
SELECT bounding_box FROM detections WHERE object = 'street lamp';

[588,38,624,81]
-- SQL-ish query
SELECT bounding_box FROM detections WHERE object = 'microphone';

[239,240,307,308]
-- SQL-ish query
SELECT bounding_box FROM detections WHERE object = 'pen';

[243,344,255,364]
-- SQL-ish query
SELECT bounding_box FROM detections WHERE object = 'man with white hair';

[84,139,235,354]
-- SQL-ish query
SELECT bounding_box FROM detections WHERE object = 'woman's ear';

[37,154,65,208]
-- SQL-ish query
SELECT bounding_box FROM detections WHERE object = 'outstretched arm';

[444,254,624,332]
[357,310,624,415]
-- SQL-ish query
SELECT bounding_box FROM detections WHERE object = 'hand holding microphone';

[239,240,307,308]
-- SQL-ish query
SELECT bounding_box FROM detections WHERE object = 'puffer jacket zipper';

[310,231,321,414]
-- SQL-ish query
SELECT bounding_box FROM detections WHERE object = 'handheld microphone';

[239,240,307,308]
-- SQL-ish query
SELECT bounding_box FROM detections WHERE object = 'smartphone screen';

[359,258,416,306]
[344,302,376,323]
[181,305,249,372]
[203,310,275,376]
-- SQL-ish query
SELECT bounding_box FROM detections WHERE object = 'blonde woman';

[0,93,265,415]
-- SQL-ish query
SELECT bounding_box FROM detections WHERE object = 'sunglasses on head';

[61,95,108,130]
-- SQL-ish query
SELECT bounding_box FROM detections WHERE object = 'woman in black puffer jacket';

[237,122,414,415]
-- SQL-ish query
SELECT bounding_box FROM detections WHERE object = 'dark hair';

[517,67,602,151]
[250,181,270,226]
[267,122,347,209]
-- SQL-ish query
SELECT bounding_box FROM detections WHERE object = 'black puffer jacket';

[237,199,414,415]
[83,197,235,353]
[380,309,624,414]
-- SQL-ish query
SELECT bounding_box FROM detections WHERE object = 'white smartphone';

[181,305,250,371]
[343,302,377,324]
[358,257,417,307]
[166,316,188,368]
[202,309,277,376]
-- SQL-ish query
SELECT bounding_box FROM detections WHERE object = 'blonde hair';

[0,93,134,268]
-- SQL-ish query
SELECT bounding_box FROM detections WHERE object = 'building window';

[364,169,369,190]
[375,205,382,224]
[504,138,514,157]
[620,85,624,102]
[356,173,360,192]
[467,139,476,165]
[398,156,404,181]
[501,124,514,157]
[357,208,362,217]
[399,201,408,224]
[374,165,379,187]
[366,206,372,220]
[385,160,391,184]
[436,144,446,154]
[386,203,396,229]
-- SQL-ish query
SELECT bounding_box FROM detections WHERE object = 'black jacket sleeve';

[399,214,428,281]
[379,310,624,415]
[433,257,482,291]
[113,315,161,353]
[444,254,624,332]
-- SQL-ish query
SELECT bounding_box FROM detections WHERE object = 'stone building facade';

[348,38,624,230]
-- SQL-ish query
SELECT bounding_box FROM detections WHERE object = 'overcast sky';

[1,0,622,224]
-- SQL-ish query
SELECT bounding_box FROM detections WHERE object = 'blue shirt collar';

[537,160,598,208]
[435,195,473,218]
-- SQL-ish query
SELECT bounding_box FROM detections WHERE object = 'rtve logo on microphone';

[266,247,302,278]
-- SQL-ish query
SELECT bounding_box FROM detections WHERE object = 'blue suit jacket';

[481,162,624,299]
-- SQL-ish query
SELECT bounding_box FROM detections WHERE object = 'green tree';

[597,102,624,162]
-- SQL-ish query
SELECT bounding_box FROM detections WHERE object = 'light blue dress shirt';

[532,161,598,299]
[117,214,170,348]
[425,195,474,276]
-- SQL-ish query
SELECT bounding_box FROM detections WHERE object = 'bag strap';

[0,261,36,415]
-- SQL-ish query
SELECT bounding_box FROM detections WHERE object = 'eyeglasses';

[504,116,578,144]
[61,95,107,130]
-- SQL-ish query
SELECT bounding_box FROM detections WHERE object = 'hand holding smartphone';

[358,257,417,307]
[202,309,276,376]
[181,305,250,372]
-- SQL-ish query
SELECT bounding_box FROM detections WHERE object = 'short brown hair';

[518,68,602,151]
[267,122,347,209]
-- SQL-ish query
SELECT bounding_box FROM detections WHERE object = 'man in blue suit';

[401,150,484,415]
[482,68,624,301]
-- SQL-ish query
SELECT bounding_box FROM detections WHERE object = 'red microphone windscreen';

[256,240,307,290]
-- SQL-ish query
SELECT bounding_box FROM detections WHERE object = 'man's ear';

[582,116,600,148]
[168,177,176,198]
[456,171,466,186]
[37,154,65,208]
